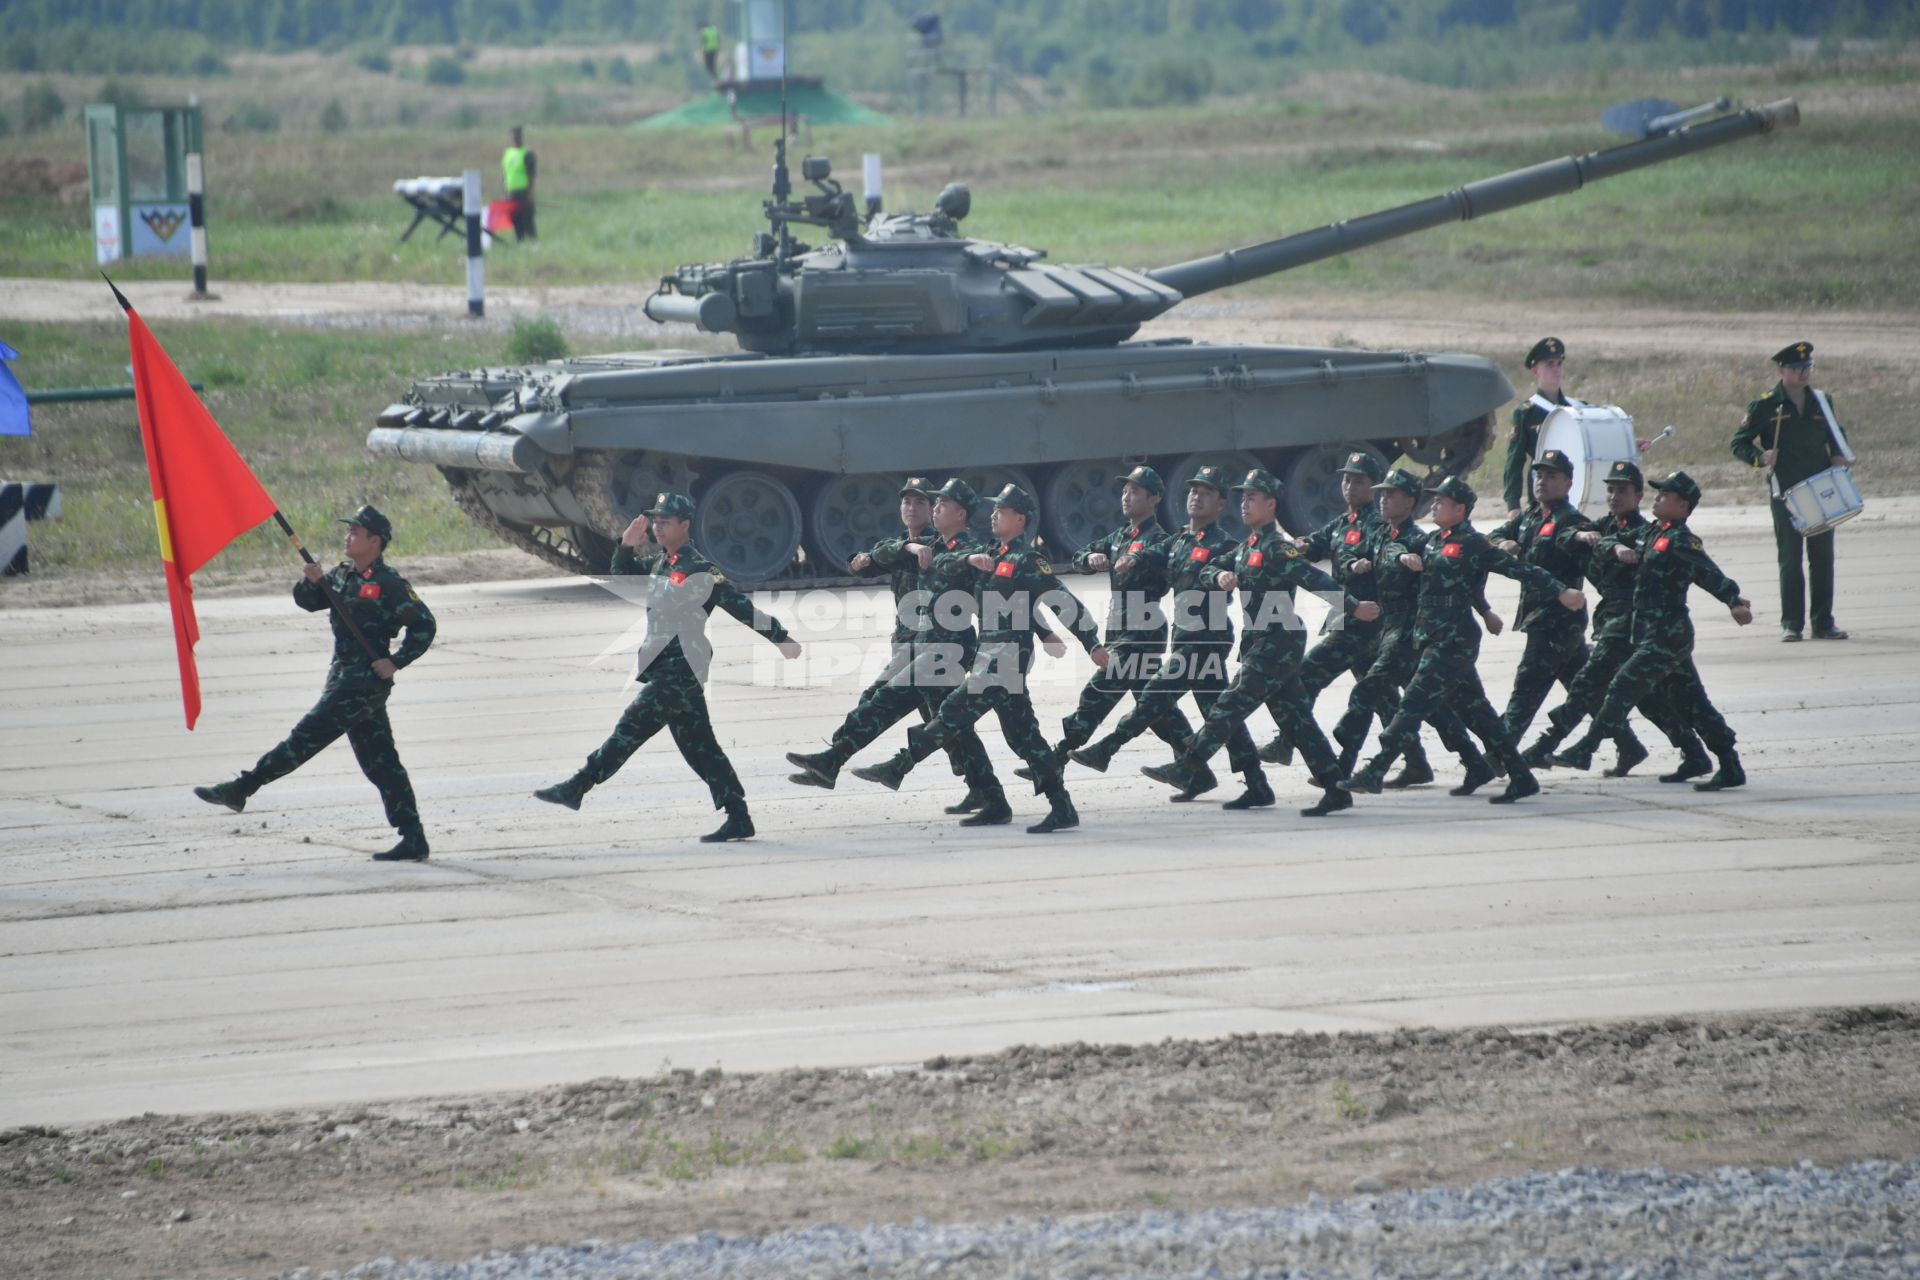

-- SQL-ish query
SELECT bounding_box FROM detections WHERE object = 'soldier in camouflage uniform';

[1487,448,1594,744]
[784,477,1005,819]
[1520,461,1713,780]
[1044,464,1194,771]
[852,484,1107,833]
[1340,477,1584,804]
[1140,468,1380,818]
[1066,465,1268,806]
[193,506,437,862]
[534,491,802,842]
[1730,341,1853,642]
[1553,471,1752,790]
[1333,468,1492,790]
[1259,450,1440,784]
[1504,337,1575,518]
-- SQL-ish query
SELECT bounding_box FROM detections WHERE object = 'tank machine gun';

[371,98,1799,584]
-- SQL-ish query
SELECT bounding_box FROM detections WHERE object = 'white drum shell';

[1536,405,1637,516]
[1783,466,1864,537]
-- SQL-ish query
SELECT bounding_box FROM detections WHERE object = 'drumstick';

[1643,425,1676,451]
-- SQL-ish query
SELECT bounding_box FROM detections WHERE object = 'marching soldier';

[784,477,1007,820]
[1140,468,1380,818]
[1504,337,1574,519]
[1045,464,1192,770]
[1488,448,1594,744]
[1334,468,1491,791]
[1521,461,1712,780]
[1340,477,1583,804]
[533,491,802,843]
[851,484,1108,835]
[1552,471,1751,789]
[193,506,437,862]
[1730,341,1852,642]
[1066,465,1269,807]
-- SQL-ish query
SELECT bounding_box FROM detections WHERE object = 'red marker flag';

[112,280,277,728]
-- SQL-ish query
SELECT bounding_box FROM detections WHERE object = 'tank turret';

[372,99,1799,583]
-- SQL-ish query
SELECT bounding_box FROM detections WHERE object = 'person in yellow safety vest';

[502,125,536,242]
[700,24,721,79]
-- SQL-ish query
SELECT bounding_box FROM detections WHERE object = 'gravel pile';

[281,1160,1919,1280]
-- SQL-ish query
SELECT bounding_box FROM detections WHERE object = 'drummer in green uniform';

[1504,337,1574,520]
[1730,341,1854,642]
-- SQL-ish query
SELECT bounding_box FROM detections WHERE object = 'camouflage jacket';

[1071,514,1175,643]
[1503,389,1571,512]
[1731,383,1848,492]
[1627,519,1745,652]
[858,525,936,644]
[1489,497,1593,633]
[1361,518,1431,634]
[294,556,435,676]
[1202,520,1348,659]
[1413,522,1568,650]
[611,539,791,680]
[977,534,1103,658]
[1300,504,1383,633]
[1583,510,1652,641]
[1123,520,1240,643]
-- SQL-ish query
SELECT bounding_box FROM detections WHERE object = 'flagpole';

[271,511,392,668]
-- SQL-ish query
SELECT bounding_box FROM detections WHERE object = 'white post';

[463,169,484,319]
[862,152,883,216]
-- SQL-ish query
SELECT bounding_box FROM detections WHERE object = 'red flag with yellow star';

[112,281,277,728]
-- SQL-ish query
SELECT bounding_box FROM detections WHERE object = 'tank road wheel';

[952,465,1037,549]
[1167,449,1261,542]
[1041,458,1129,556]
[692,468,804,585]
[1275,443,1390,536]
[806,472,905,572]
[573,449,697,537]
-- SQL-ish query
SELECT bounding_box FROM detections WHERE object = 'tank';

[369,98,1799,583]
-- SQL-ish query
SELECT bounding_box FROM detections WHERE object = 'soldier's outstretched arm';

[391,586,437,669]
[1676,536,1746,610]
[1035,575,1103,655]
[710,577,794,648]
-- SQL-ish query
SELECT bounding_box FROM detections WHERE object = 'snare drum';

[1781,466,1863,537]
[1537,405,1637,516]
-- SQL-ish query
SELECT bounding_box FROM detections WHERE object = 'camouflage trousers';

[904,641,1057,782]
[1372,635,1519,771]
[1539,632,1702,752]
[1057,633,1193,754]
[821,640,998,789]
[243,664,418,830]
[1098,636,1259,775]
[1587,641,1736,755]
[1334,626,1459,770]
[575,661,745,810]
[1183,632,1340,785]
[1501,622,1590,742]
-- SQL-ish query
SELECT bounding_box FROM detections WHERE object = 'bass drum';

[1538,404,1637,517]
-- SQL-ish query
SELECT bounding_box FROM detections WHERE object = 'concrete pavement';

[3,500,1916,1128]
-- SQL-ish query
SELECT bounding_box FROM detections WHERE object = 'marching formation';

[190,339,1859,857]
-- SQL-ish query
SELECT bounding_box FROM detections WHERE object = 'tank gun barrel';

[1147,98,1798,300]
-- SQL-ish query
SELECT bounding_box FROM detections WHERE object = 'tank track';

[446,474,596,576]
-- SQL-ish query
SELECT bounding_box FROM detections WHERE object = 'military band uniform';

[539,495,794,840]
[1730,345,1850,639]
[1075,468,1261,789]
[1487,453,1593,743]
[194,506,435,861]
[1555,473,1745,788]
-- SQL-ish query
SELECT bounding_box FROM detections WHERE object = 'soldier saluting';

[1731,341,1852,642]
[534,491,802,843]
[193,506,437,862]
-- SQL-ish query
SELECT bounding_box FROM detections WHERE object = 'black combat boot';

[784,748,843,789]
[1221,771,1275,811]
[1551,731,1601,772]
[1692,748,1746,792]
[851,752,913,791]
[1382,754,1435,790]
[1521,720,1570,769]
[1142,758,1200,792]
[1603,734,1650,778]
[1448,751,1496,796]
[959,785,1013,826]
[1301,785,1353,817]
[1068,739,1118,774]
[373,823,430,862]
[1489,747,1540,804]
[1028,781,1078,834]
[1659,739,1713,783]
[193,775,254,814]
[1339,758,1388,795]
[1256,734,1294,766]
[533,775,589,810]
[700,800,755,842]
[944,786,986,815]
